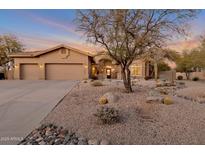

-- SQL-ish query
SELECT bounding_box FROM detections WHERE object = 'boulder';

[102,92,118,104]
[163,96,174,105]
[146,96,163,103]
[78,137,88,145]
[88,139,99,145]
[39,141,46,145]
[100,139,110,145]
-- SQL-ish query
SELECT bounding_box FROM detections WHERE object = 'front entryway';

[106,68,111,79]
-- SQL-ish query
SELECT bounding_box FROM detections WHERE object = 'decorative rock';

[36,137,43,142]
[19,124,90,145]
[78,137,88,145]
[45,130,52,136]
[163,96,174,105]
[39,141,46,145]
[71,138,79,144]
[99,96,108,105]
[60,130,68,135]
[146,96,163,103]
[100,139,110,145]
[78,140,88,145]
[159,89,168,95]
[88,139,99,145]
[54,138,62,145]
[156,82,162,87]
[69,141,76,145]
[102,92,118,103]
[64,134,71,142]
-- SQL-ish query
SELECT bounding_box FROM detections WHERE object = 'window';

[130,64,142,76]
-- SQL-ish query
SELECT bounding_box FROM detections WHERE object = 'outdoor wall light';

[14,64,18,68]
[39,64,44,69]
[84,65,88,69]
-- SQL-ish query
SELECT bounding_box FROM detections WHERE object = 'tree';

[143,47,178,81]
[76,10,197,92]
[0,34,24,66]
[176,51,194,79]
[176,37,205,79]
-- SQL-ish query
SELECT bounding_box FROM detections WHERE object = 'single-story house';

[9,44,153,80]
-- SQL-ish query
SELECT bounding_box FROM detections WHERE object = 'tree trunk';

[185,72,190,80]
[154,62,158,81]
[121,66,133,93]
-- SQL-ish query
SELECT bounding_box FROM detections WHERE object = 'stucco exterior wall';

[13,48,89,80]
[116,60,146,80]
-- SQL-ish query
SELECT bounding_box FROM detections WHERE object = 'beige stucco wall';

[13,48,89,80]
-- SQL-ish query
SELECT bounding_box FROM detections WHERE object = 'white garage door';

[20,64,39,80]
[45,64,84,80]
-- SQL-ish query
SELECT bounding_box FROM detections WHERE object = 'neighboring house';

[9,44,152,80]
[176,70,205,80]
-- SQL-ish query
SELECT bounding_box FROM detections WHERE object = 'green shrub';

[177,75,183,80]
[91,80,103,86]
[192,77,199,81]
[94,106,120,124]
[163,96,174,105]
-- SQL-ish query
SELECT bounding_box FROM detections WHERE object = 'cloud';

[26,13,83,37]
[167,38,201,52]
[15,33,100,53]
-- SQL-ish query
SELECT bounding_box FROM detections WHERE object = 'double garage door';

[20,63,84,80]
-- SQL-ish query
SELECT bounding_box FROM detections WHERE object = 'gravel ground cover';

[177,86,205,103]
[41,80,205,144]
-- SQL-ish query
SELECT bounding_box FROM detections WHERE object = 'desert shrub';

[94,106,120,124]
[178,82,185,85]
[163,96,174,105]
[91,76,98,80]
[91,80,103,86]
[99,96,108,105]
[177,75,183,80]
[192,77,199,81]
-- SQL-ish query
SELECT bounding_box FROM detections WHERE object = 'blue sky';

[0,9,205,52]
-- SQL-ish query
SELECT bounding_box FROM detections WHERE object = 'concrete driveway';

[0,80,77,145]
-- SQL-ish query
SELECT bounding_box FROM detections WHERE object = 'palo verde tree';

[76,10,197,92]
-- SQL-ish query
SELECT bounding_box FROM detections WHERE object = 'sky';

[0,9,205,53]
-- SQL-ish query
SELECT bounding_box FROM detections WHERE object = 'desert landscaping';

[19,79,205,145]
[1,9,205,146]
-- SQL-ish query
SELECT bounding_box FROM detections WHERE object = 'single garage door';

[45,63,84,80]
[20,64,39,80]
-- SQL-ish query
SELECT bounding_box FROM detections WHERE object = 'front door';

[106,68,111,79]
